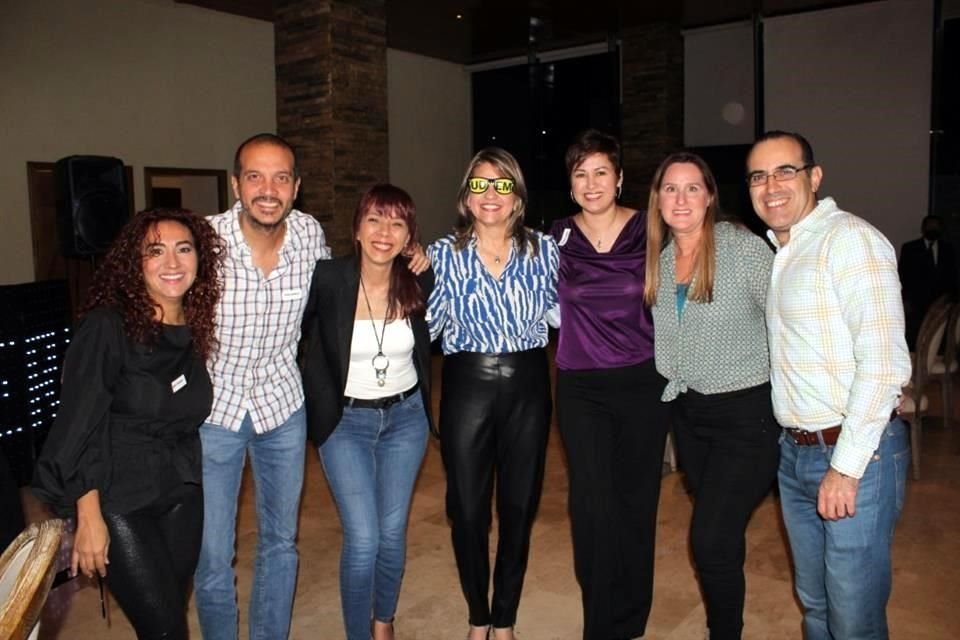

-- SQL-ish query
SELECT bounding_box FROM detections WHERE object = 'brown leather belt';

[785,410,898,446]
[785,426,841,446]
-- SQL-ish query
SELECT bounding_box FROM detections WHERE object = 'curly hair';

[80,208,225,360]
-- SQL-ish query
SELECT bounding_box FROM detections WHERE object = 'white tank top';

[343,318,418,399]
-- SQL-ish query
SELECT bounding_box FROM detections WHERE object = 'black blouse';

[32,307,212,516]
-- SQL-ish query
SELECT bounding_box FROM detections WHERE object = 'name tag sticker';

[281,288,303,301]
[171,374,187,393]
[558,228,571,246]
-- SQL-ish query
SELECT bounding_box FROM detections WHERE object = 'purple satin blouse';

[549,212,655,370]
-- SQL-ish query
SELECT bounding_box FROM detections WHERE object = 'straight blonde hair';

[643,152,720,306]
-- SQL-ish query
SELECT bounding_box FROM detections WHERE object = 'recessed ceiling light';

[456,14,463,20]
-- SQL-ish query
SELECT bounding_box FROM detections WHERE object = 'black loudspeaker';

[55,155,130,257]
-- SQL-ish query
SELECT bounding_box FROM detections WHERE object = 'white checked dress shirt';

[766,197,911,478]
[207,202,331,433]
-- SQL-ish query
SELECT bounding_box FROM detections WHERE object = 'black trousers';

[673,383,780,640]
[439,349,551,628]
[556,360,669,640]
[103,484,203,640]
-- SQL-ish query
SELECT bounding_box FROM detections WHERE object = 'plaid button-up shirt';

[206,202,331,433]
[767,197,911,478]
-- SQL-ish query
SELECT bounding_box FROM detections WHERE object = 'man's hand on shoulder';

[405,243,430,275]
[818,467,859,520]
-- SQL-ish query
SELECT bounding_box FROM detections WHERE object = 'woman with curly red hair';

[34,208,224,640]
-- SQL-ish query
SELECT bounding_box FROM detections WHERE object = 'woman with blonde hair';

[428,147,558,640]
[645,151,780,640]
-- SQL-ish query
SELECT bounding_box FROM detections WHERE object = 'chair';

[907,296,953,480]
[664,431,678,473]
[913,297,957,424]
[899,385,929,481]
[0,519,65,640]
[926,302,960,429]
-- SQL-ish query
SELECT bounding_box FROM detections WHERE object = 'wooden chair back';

[0,519,64,640]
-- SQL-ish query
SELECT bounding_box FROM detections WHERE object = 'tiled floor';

[23,365,960,639]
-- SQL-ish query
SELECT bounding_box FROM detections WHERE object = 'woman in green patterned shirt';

[644,151,780,640]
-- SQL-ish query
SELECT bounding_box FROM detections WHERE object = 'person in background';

[34,208,224,640]
[645,151,779,640]
[429,147,558,640]
[549,129,669,640]
[898,214,958,349]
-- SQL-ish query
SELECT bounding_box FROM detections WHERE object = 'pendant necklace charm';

[359,275,390,386]
[372,352,389,386]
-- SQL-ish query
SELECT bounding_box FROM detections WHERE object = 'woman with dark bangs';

[550,130,668,640]
[301,184,434,640]
[33,208,225,639]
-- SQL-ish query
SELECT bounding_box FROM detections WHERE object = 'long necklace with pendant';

[359,275,389,387]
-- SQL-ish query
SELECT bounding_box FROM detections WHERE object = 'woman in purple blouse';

[549,130,670,640]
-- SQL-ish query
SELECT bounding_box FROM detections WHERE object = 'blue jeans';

[778,419,909,640]
[319,392,429,640]
[195,406,306,640]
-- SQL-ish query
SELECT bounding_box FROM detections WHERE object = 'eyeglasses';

[746,164,813,187]
[468,177,515,195]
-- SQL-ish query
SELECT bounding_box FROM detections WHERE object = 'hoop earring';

[616,186,622,199]
[570,190,576,204]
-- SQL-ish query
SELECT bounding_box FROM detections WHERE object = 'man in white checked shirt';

[194,133,331,640]
[747,131,911,640]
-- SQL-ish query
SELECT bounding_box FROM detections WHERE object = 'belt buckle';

[384,389,408,409]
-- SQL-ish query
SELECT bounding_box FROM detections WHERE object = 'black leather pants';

[439,349,551,628]
[103,484,202,640]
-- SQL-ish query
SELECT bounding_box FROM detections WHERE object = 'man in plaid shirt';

[194,133,331,640]
[748,130,911,640]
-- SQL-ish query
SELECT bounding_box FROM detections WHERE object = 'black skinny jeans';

[673,383,781,640]
[439,349,552,629]
[556,360,670,640]
[102,484,203,640]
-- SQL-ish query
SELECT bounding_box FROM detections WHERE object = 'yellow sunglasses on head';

[468,177,515,195]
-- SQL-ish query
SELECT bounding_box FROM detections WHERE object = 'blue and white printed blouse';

[427,232,559,355]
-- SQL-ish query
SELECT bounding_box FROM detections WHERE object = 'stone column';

[275,0,388,255]
[620,22,684,206]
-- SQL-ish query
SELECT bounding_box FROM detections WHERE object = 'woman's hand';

[72,490,110,579]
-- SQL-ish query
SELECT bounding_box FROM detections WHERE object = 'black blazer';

[899,237,959,309]
[300,255,435,446]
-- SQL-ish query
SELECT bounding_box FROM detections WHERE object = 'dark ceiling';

[179,0,874,63]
